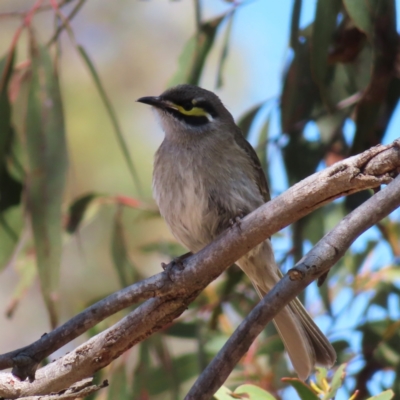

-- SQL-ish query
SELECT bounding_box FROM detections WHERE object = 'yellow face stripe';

[175,105,209,117]
[164,100,212,120]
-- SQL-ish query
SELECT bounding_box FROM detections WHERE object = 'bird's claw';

[161,254,187,282]
[229,212,244,231]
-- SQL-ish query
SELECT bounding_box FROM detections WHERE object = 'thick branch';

[0,140,399,398]
[185,174,400,400]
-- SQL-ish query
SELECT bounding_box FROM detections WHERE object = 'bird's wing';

[234,130,271,202]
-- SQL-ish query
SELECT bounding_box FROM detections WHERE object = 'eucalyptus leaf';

[367,390,394,400]
[169,14,225,86]
[26,41,68,327]
[281,378,320,400]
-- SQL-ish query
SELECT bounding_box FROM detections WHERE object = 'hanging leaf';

[283,134,323,186]
[0,54,24,269]
[25,40,68,328]
[133,352,199,397]
[66,192,100,233]
[107,364,131,400]
[132,341,151,398]
[237,102,265,139]
[0,206,24,272]
[343,0,378,38]
[215,11,235,89]
[0,50,15,167]
[255,111,271,172]
[311,0,342,108]
[289,0,302,51]
[5,253,36,318]
[0,51,23,250]
[111,206,138,288]
[281,39,320,135]
[346,0,398,156]
[149,335,180,399]
[169,14,225,86]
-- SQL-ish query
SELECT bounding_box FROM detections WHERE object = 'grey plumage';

[138,84,336,380]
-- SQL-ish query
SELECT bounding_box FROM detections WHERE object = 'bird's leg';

[161,251,192,281]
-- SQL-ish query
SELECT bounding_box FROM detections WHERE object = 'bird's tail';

[237,241,336,380]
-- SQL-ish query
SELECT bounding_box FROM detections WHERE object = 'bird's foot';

[229,211,245,231]
[161,252,192,282]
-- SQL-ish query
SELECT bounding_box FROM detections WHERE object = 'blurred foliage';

[0,0,399,399]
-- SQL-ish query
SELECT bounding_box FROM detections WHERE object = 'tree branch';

[0,140,399,398]
[185,173,400,400]
[15,378,108,400]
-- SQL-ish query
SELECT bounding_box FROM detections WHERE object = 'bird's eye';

[182,102,193,111]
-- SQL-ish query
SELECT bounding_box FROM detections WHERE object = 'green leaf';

[255,111,271,173]
[234,384,277,400]
[132,341,151,398]
[0,50,14,166]
[0,205,24,272]
[215,11,235,88]
[5,237,37,318]
[0,52,23,215]
[367,390,394,400]
[322,363,346,400]
[237,102,264,139]
[107,364,131,400]
[281,40,320,135]
[347,0,398,157]
[66,193,99,233]
[343,0,378,38]
[77,45,142,195]
[148,335,180,398]
[345,239,377,276]
[315,367,327,388]
[214,384,277,400]
[26,42,68,328]
[133,353,200,396]
[281,378,320,400]
[164,322,198,339]
[213,385,233,400]
[204,334,230,355]
[169,14,225,86]
[311,0,341,108]
[283,135,323,186]
[369,282,392,309]
[111,207,138,288]
[289,0,302,50]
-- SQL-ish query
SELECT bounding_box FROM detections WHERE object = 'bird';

[137,84,336,380]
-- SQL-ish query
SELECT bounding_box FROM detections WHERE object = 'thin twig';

[47,0,87,45]
[0,0,74,19]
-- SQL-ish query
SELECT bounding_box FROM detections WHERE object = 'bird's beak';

[137,96,169,109]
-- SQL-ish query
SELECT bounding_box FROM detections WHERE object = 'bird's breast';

[153,146,212,252]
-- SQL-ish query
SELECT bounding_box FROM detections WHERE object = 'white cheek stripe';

[205,113,213,121]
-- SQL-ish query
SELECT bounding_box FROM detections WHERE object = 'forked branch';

[0,140,399,399]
